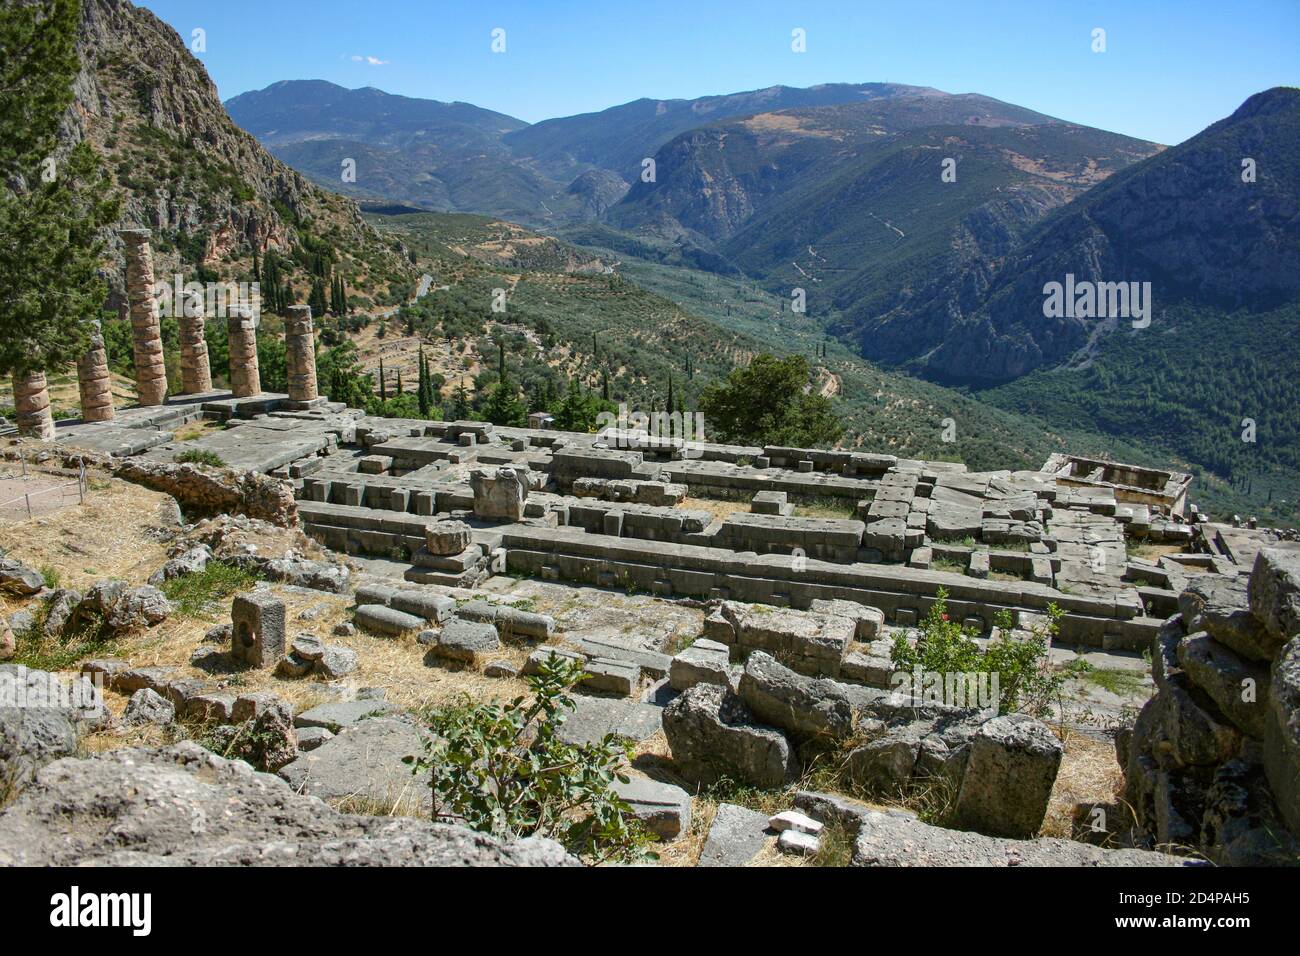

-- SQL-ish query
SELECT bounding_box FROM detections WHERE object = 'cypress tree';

[379,359,387,402]
[0,0,120,380]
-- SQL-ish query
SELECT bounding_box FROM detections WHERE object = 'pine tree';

[0,0,120,378]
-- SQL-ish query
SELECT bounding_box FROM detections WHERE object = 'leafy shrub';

[176,448,226,468]
[406,653,652,863]
[890,588,1063,715]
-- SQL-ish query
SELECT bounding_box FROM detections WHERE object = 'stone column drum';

[120,228,168,406]
[227,306,261,398]
[284,304,318,403]
[11,369,55,440]
[76,321,115,422]
[178,292,212,395]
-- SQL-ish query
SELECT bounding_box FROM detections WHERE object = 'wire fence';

[0,456,87,521]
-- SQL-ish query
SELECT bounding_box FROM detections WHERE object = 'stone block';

[953,713,1063,838]
[662,683,796,789]
[669,638,731,692]
[612,776,692,841]
[230,591,286,668]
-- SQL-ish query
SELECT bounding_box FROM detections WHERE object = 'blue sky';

[141,0,1298,144]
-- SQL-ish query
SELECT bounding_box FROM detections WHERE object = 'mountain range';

[58,1,1299,523]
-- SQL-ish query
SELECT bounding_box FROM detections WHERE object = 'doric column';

[120,228,168,406]
[226,305,261,398]
[178,290,212,394]
[12,369,55,440]
[76,321,115,422]
[284,304,319,403]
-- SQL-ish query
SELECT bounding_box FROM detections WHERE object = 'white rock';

[777,829,820,856]
[768,810,824,835]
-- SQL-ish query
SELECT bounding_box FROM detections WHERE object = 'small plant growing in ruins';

[38,564,61,589]
[176,448,226,468]
[890,588,1063,716]
[161,560,256,618]
[405,652,654,863]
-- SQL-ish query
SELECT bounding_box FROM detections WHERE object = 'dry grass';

[682,496,750,522]
[0,465,171,590]
[1041,728,1124,839]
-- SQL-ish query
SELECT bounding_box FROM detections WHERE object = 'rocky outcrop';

[68,0,410,306]
[0,743,576,866]
[113,458,298,526]
[1120,548,1300,864]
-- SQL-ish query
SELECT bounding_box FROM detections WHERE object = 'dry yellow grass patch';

[0,467,171,590]
[682,496,750,522]
[1041,728,1124,839]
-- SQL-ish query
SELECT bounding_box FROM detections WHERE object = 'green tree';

[481,371,527,427]
[0,0,120,378]
[698,354,843,448]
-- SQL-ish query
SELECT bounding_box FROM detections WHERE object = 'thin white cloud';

[350,55,390,66]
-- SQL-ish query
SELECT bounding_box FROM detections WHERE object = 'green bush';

[890,588,1063,715]
[176,448,226,468]
[406,653,653,863]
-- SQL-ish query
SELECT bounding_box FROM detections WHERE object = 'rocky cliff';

[68,0,412,306]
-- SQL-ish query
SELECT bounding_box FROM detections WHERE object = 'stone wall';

[1119,548,1300,864]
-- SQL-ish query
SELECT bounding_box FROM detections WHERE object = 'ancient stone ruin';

[2,373,1297,869]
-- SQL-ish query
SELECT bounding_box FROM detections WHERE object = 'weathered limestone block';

[0,702,78,793]
[121,229,167,405]
[1249,548,1300,642]
[840,650,894,688]
[662,683,796,789]
[669,638,731,692]
[11,369,54,440]
[423,619,499,664]
[354,604,424,636]
[231,591,286,668]
[76,323,115,422]
[283,305,319,403]
[1180,575,1281,662]
[1158,673,1242,767]
[697,802,773,866]
[612,776,691,841]
[124,688,175,726]
[1176,632,1271,739]
[470,466,527,521]
[177,303,212,395]
[736,651,854,742]
[1264,636,1300,834]
[522,646,585,676]
[424,519,472,556]
[724,604,854,678]
[848,725,926,795]
[808,599,885,641]
[226,307,261,398]
[952,713,1062,838]
[455,601,554,640]
[849,807,1189,867]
